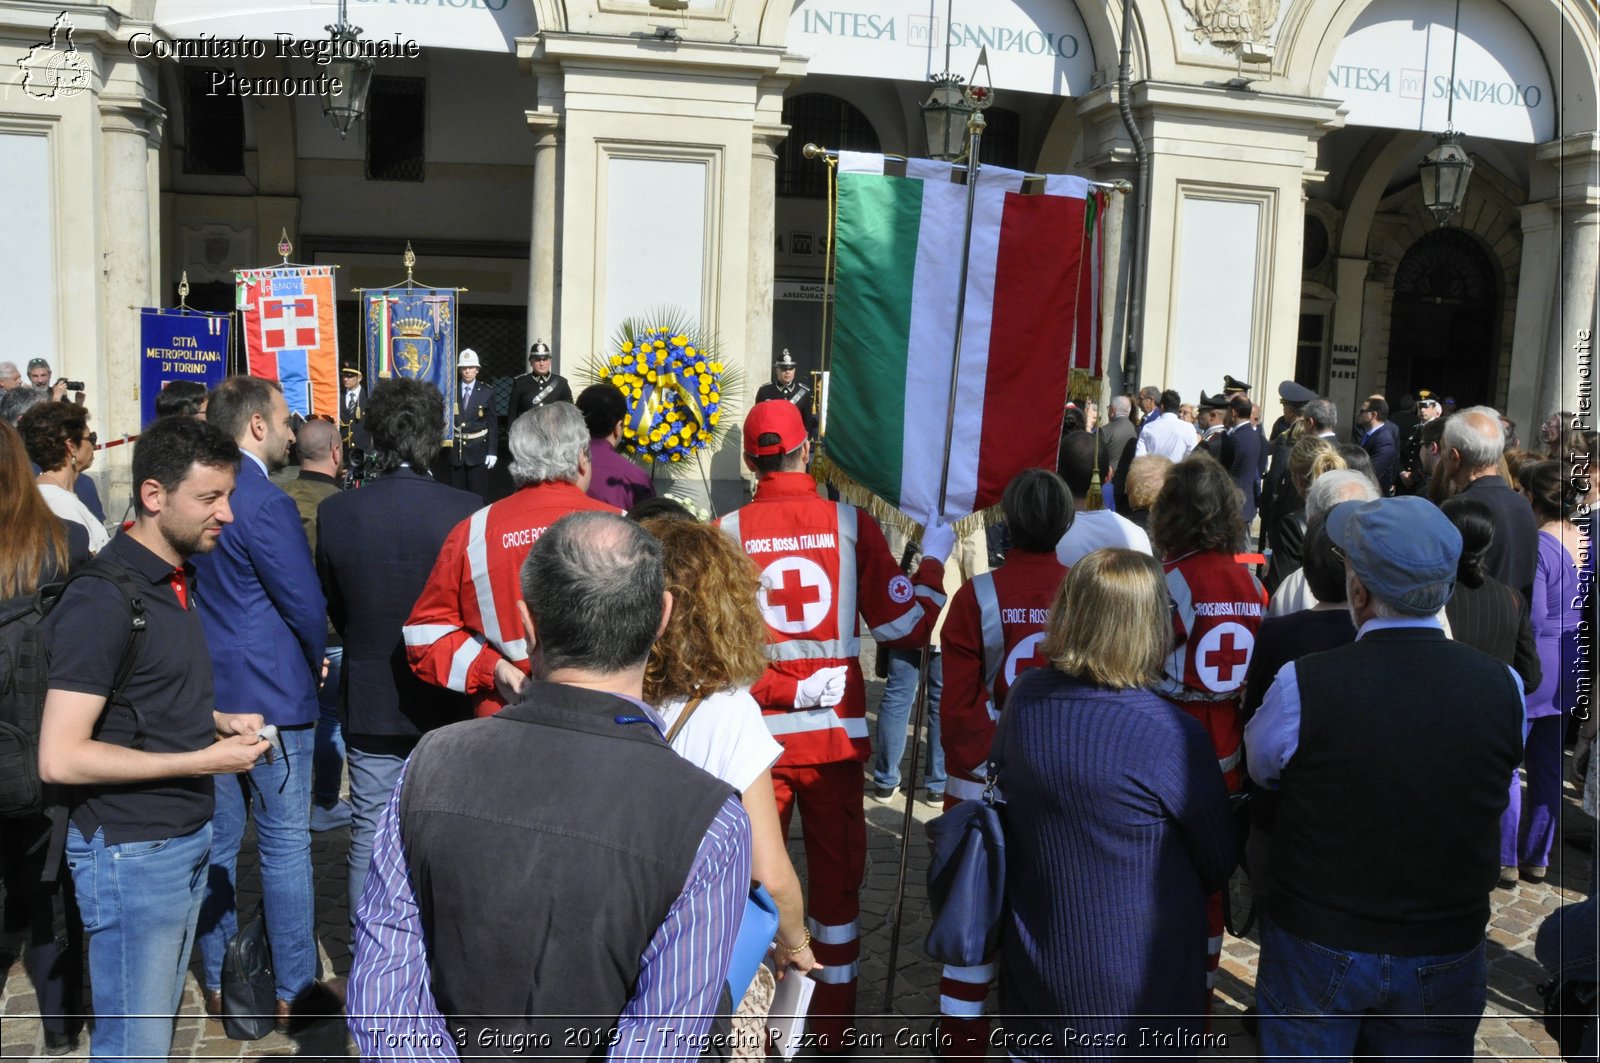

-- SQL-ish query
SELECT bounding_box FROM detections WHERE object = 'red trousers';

[771,760,866,1052]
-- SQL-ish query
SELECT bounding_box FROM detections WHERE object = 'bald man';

[282,419,344,554]
[280,416,354,834]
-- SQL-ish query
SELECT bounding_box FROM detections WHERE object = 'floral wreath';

[589,311,743,469]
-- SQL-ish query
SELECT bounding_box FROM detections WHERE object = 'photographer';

[26,358,85,406]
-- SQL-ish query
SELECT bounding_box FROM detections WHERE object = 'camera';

[62,380,85,392]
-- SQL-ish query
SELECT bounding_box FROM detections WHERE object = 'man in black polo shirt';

[37,417,272,1062]
[1245,496,1524,1059]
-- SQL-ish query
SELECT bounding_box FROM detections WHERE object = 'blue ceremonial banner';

[139,309,230,428]
[364,288,457,442]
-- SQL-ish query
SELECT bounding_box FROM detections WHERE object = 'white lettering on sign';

[1192,601,1265,618]
[1327,0,1554,143]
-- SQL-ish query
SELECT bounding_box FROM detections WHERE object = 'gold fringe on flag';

[811,451,1000,544]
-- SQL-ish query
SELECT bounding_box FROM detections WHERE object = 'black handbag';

[221,904,276,1041]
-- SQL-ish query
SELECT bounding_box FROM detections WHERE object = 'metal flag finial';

[277,229,293,262]
[403,241,416,284]
[178,270,191,309]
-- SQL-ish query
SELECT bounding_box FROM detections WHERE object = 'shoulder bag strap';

[662,695,705,745]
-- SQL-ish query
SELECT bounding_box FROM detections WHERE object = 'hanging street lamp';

[321,0,375,139]
[1418,131,1474,226]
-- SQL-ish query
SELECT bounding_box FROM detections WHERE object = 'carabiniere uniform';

[754,378,818,438]
[510,369,574,418]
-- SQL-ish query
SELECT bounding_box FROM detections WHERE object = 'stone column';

[747,124,785,383]
[526,111,562,356]
[1507,202,1557,432]
[98,93,163,492]
[1329,256,1371,422]
[1547,204,1600,421]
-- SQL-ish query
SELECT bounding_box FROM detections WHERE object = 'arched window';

[1387,228,1501,405]
[777,94,880,199]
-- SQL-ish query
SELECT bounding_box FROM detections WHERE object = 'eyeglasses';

[83,432,97,446]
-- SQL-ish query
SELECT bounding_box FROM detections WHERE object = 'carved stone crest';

[1180,0,1281,48]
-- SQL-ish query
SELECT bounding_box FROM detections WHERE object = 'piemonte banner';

[236,265,339,419]
[363,287,457,442]
[825,152,1102,530]
[138,308,229,428]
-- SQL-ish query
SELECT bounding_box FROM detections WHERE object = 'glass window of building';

[366,76,426,182]
[182,67,244,176]
[777,94,880,199]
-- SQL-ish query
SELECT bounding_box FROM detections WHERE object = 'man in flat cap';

[510,340,572,419]
[1247,496,1524,1058]
[756,350,818,438]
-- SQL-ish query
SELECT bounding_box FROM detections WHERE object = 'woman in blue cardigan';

[997,548,1236,1058]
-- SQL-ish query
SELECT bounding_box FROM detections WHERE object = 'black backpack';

[0,558,148,824]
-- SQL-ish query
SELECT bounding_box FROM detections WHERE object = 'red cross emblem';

[1003,632,1049,691]
[1194,621,1254,692]
[261,296,319,351]
[758,557,833,635]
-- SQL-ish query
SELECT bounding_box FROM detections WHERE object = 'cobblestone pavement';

[4,652,1592,1060]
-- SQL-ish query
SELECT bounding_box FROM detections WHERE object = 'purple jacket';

[587,436,655,511]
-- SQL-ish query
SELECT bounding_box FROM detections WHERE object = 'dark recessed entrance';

[1386,228,1500,406]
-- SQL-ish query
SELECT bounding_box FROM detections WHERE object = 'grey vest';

[399,680,735,1057]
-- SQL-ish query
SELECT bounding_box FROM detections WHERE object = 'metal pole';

[882,109,985,1011]
[881,647,935,1010]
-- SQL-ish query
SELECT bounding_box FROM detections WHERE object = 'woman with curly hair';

[1149,453,1268,1000]
[17,401,107,553]
[638,517,818,1006]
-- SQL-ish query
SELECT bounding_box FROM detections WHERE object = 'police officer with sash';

[755,350,818,438]
[509,340,572,419]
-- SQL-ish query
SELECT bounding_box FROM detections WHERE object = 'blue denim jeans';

[1256,919,1487,1062]
[345,734,418,918]
[65,821,210,1063]
[197,723,318,1002]
[314,646,347,808]
[871,648,945,792]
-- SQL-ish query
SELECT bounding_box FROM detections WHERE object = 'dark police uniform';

[509,371,572,419]
[450,377,498,499]
[755,380,817,438]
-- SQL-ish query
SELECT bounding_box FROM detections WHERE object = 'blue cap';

[1278,380,1316,405]
[1325,497,1461,615]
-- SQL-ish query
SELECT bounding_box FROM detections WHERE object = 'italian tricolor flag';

[825,152,1098,527]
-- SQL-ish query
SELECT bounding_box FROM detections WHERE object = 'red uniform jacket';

[939,549,1068,801]
[720,472,946,766]
[403,480,618,716]
[1157,549,1268,787]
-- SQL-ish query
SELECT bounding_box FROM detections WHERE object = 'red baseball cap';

[743,400,807,457]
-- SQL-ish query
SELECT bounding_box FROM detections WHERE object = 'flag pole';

[881,101,988,1012]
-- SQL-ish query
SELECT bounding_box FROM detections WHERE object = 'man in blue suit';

[314,378,481,915]
[1225,393,1264,523]
[1357,396,1401,495]
[193,376,342,1031]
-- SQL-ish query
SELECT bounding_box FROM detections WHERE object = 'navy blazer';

[1228,423,1263,522]
[1362,421,1400,494]
[193,456,327,725]
[315,467,481,737]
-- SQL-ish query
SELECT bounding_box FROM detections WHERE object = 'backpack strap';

[55,558,149,750]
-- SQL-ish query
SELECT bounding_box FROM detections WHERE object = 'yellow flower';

[672,335,688,347]
[686,346,697,357]
[642,453,654,463]
[654,340,666,351]
[709,391,720,402]
[709,413,720,425]
[710,362,724,373]
[669,453,681,463]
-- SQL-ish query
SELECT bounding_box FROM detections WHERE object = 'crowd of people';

[0,352,1594,1062]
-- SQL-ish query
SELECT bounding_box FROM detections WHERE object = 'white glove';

[484,454,498,470]
[794,666,848,708]
[918,519,957,565]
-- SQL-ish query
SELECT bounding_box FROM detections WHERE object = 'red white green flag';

[825,152,1094,527]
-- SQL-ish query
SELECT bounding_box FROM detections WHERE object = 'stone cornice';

[516,30,793,80]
